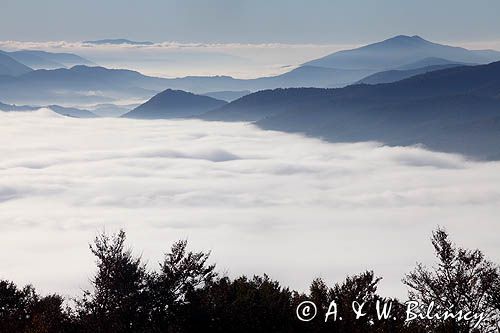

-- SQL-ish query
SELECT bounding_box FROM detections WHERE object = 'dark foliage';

[147,239,217,332]
[404,228,500,332]
[0,280,71,332]
[1,228,498,332]
[74,230,150,332]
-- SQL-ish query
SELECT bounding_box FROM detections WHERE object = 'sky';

[2,0,500,78]
[1,0,500,44]
[1,109,500,298]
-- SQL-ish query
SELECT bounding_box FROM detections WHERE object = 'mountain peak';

[122,89,227,119]
[382,35,430,45]
[303,34,500,70]
[393,34,425,40]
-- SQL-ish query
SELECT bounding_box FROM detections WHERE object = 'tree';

[148,239,216,332]
[184,274,296,333]
[0,280,37,332]
[403,228,500,332]
[75,230,150,333]
[309,271,384,332]
[0,280,70,333]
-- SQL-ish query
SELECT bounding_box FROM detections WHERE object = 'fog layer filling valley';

[1,109,499,297]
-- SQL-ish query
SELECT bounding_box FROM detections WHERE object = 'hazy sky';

[2,0,500,44]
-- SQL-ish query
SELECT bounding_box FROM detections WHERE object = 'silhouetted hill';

[200,61,500,159]
[122,89,227,119]
[304,35,500,70]
[356,63,465,84]
[0,53,33,76]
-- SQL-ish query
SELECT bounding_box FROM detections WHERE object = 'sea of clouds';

[1,109,499,298]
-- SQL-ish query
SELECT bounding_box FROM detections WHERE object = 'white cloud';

[0,109,499,299]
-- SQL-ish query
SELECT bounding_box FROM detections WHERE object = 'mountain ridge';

[122,89,227,119]
[304,35,500,70]
[198,61,500,159]
[0,50,95,69]
[84,39,154,45]
[0,53,33,76]
[1,35,500,106]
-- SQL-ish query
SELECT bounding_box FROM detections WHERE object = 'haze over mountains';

[0,50,95,69]
[0,52,33,76]
[2,34,500,159]
[1,35,499,106]
[0,49,94,72]
[0,101,98,118]
[357,63,466,85]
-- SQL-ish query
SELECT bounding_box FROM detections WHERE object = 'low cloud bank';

[1,109,499,297]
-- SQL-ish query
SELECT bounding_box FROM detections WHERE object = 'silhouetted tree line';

[1,228,499,332]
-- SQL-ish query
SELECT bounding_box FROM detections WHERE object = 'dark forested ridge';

[200,61,500,160]
[1,228,499,332]
[122,89,227,119]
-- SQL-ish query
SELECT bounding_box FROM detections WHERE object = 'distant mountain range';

[1,35,500,158]
[1,35,499,105]
[122,89,227,119]
[0,65,167,105]
[83,39,154,46]
[198,61,500,159]
[0,101,98,118]
[0,101,35,111]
